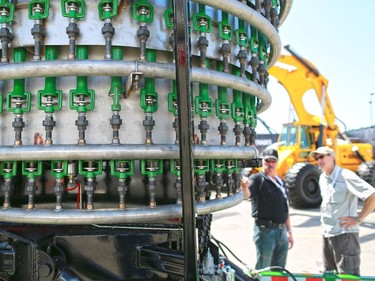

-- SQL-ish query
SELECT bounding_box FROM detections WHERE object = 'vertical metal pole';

[370,93,374,126]
[317,85,326,147]
[173,0,198,280]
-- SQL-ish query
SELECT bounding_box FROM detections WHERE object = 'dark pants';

[323,233,360,276]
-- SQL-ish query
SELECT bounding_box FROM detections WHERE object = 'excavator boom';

[269,45,337,130]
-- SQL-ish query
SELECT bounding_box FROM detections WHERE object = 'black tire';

[358,160,375,188]
[285,163,322,209]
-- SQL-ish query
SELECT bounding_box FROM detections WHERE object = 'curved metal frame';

[194,0,282,67]
[279,0,294,26]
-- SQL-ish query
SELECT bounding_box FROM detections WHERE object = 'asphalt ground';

[211,199,375,278]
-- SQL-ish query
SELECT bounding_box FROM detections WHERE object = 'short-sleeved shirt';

[248,172,289,224]
[320,165,375,237]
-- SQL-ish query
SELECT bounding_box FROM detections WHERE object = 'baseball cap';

[261,149,278,161]
[310,146,335,158]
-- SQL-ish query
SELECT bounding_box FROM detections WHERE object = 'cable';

[253,266,297,281]
[257,116,279,134]
[211,235,298,281]
[65,181,81,209]
[211,235,249,268]
[335,116,347,132]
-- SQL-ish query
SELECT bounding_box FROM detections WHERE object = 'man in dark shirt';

[241,148,294,270]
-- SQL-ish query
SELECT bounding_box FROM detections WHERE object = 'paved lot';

[211,200,375,277]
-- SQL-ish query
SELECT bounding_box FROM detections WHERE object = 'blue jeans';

[253,224,289,270]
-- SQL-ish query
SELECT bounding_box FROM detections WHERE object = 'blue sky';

[259,0,375,133]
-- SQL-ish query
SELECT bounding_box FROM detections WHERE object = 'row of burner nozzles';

[4,51,258,148]
[5,95,257,147]
[1,0,276,90]
[0,158,242,210]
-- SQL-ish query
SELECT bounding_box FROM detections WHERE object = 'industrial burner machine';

[0,0,293,280]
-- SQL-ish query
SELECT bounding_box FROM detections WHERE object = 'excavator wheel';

[285,163,322,208]
[358,160,375,187]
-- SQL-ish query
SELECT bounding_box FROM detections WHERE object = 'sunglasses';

[315,154,329,160]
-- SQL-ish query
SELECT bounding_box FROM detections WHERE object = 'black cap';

[262,149,278,161]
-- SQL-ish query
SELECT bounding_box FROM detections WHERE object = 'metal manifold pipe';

[0,192,243,225]
[0,144,258,161]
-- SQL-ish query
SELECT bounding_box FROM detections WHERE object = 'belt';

[255,219,285,229]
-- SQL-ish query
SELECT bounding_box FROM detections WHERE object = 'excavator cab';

[279,123,314,149]
[268,123,322,208]
[276,123,316,173]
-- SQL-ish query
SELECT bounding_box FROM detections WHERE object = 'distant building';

[346,126,375,154]
[255,134,279,153]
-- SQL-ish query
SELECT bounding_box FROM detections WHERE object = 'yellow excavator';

[266,45,375,208]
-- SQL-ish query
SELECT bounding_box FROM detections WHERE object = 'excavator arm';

[268,45,337,131]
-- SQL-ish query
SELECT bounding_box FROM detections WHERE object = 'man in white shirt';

[310,146,375,276]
